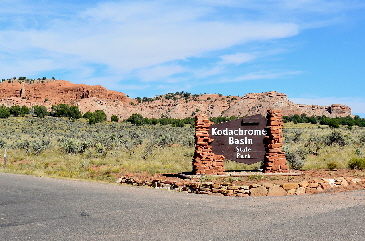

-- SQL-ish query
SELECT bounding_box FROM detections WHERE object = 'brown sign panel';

[209,114,267,164]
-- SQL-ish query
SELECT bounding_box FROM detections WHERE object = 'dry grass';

[1,117,365,183]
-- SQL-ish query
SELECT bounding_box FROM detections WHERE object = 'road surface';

[1,173,364,240]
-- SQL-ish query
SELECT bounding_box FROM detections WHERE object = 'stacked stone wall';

[192,115,225,175]
[263,110,289,173]
[117,176,363,197]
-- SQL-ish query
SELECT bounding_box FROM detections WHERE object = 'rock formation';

[0,80,352,120]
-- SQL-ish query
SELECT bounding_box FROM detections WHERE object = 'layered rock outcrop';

[0,80,352,120]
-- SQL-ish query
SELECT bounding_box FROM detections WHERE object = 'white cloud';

[0,1,299,76]
[216,71,302,83]
[219,52,256,65]
[135,64,187,82]
[0,0,363,98]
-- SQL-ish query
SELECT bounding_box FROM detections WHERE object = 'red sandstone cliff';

[0,80,352,120]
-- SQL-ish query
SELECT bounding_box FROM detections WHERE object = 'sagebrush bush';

[348,158,365,170]
[0,138,6,148]
[1,117,365,181]
[283,145,306,170]
[325,130,348,146]
[326,161,338,170]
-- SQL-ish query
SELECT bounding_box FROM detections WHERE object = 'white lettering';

[237,153,251,159]
[254,130,261,135]
[239,128,244,135]
[236,146,252,152]
[228,137,253,145]
[212,128,266,136]
[223,128,228,135]
[212,128,217,135]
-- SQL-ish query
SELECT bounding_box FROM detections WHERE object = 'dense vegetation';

[283,122,365,170]
[133,91,237,103]
[1,76,56,83]
[283,114,365,128]
[0,117,195,181]
[0,104,106,124]
[1,104,365,182]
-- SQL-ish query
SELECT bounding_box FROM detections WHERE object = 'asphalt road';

[1,173,365,241]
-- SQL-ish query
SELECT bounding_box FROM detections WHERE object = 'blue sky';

[1,0,365,117]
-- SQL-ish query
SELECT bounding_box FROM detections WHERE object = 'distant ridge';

[0,80,352,120]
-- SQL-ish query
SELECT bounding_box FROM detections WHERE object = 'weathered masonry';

[263,110,289,173]
[192,117,225,175]
[192,110,288,175]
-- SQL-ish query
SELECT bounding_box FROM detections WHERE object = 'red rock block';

[305,188,319,194]
[308,182,319,188]
[268,143,283,149]
[267,186,287,196]
[268,148,284,153]
[263,162,274,167]
[320,183,332,190]
[250,186,268,196]
[270,129,281,134]
[270,121,281,126]
[282,183,299,190]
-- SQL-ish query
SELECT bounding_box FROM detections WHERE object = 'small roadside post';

[3,148,6,168]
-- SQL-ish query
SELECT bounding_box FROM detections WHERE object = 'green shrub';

[348,158,365,170]
[32,105,48,118]
[20,105,30,116]
[9,105,21,117]
[325,130,347,146]
[61,139,85,154]
[284,145,306,170]
[326,161,338,170]
[29,139,51,155]
[83,110,107,124]
[93,110,107,122]
[126,113,144,126]
[51,104,82,119]
[355,148,363,157]
[0,138,6,148]
[0,105,10,118]
[111,115,119,122]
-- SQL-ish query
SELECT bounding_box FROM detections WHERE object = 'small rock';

[299,180,309,188]
[250,186,268,196]
[308,182,319,188]
[267,186,287,196]
[351,178,362,184]
[282,183,299,190]
[286,189,296,195]
[296,187,306,195]
[340,179,349,187]
[305,188,319,194]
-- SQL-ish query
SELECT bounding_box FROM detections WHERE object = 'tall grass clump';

[348,158,365,170]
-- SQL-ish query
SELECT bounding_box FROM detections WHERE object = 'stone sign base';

[192,117,225,175]
[263,110,289,173]
[192,110,289,175]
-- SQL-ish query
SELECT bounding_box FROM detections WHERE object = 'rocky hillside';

[0,80,352,120]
